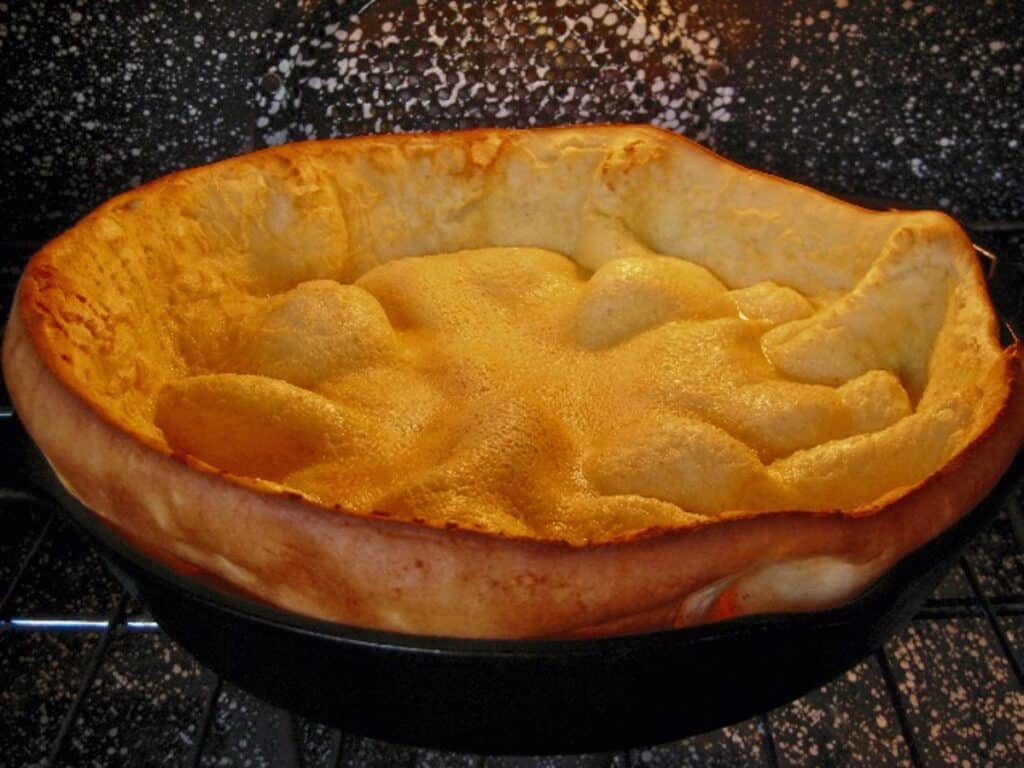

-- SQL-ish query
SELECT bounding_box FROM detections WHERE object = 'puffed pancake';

[4,125,1022,638]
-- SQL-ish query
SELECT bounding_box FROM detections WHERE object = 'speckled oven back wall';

[1,0,1021,248]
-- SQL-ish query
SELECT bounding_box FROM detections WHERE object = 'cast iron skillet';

[7,248,1022,755]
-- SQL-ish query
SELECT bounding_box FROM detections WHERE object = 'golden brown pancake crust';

[5,125,1022,637]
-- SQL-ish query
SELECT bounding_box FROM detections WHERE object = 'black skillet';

[7,248,1023,756]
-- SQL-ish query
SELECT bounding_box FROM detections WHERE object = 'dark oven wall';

[1,0,1021,259]
[2,4,1024,766]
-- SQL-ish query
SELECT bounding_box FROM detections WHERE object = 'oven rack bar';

[5,594,1024,636]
